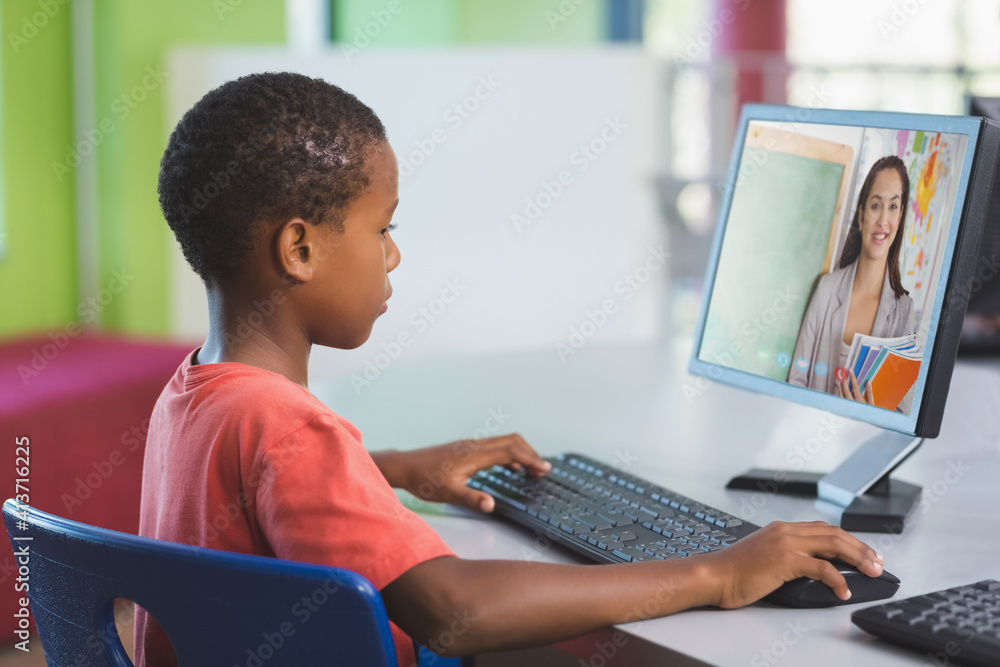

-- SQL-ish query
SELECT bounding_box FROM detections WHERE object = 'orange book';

[870,350,921,411]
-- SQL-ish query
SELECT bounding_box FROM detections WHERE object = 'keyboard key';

[475,483,527,511]
[654,522,675,536]
[559,521,588,535]
[610,530,637,544]
[896,611,926,626]
[602,512,634,528]
[611,547,647,562]
[900,598,938,612]
[638,504,661,519]
[573,514,605,531]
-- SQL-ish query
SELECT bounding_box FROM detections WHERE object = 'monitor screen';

[689,105,997,437]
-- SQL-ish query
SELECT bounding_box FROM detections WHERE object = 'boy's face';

[307,141,400,349]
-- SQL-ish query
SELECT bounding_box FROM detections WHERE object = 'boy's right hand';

[700,520,885,608]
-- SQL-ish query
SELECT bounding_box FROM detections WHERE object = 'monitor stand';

[727,430,924,533]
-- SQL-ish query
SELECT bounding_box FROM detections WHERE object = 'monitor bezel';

[688,104,988,437]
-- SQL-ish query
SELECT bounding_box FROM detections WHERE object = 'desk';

[313,339,1000,666]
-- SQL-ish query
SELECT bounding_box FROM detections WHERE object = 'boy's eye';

[381,223,397,237]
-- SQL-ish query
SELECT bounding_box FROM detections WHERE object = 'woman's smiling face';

[859,167,904,262]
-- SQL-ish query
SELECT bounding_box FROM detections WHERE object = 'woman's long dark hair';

[838,155,910,299]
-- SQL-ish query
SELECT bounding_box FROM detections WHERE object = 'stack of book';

[845,333,922,411]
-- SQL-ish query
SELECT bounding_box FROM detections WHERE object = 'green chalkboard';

[700,147,845,381]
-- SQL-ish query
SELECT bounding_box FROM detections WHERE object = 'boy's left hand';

[376,434,551,513]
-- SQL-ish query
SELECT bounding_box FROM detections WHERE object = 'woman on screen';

[787,155,916,404]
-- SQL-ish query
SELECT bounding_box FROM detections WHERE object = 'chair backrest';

[3,499,422,666]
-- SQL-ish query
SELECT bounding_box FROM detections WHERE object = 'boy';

[138,72,885,666]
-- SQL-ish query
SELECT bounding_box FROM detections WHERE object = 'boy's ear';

[274,218,318,283]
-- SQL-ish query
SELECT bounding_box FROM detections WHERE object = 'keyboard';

[852,580,1000,666]
[468,452,760,564]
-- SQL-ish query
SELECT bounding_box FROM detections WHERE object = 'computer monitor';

[688,104,1000,532]
[960,96,1000,354]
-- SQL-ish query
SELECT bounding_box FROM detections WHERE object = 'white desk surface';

[313,339,1000,667]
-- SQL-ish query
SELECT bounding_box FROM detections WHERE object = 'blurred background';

[3,0,1000,662]
[7,0,1000,356]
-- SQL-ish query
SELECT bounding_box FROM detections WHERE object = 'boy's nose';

[386,233,401,272]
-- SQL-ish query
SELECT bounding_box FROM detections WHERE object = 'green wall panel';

[0,0,77,339]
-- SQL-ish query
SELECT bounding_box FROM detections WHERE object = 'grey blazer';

[787,261,916,395]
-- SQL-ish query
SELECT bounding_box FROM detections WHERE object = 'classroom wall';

[0,0,609,343]
[165,46,664,380]
[332,0,604,44]
[0,0,77,339]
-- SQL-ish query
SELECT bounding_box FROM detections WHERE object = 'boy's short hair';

[158,71,387,283]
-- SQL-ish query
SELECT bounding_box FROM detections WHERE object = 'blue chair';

[3,499,466,666]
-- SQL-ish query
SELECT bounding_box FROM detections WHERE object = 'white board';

[164,46,666,381]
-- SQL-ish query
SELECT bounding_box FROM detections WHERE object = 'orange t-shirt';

[135,349,454,667]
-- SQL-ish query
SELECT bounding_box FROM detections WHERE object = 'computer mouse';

[763,559,900,608]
